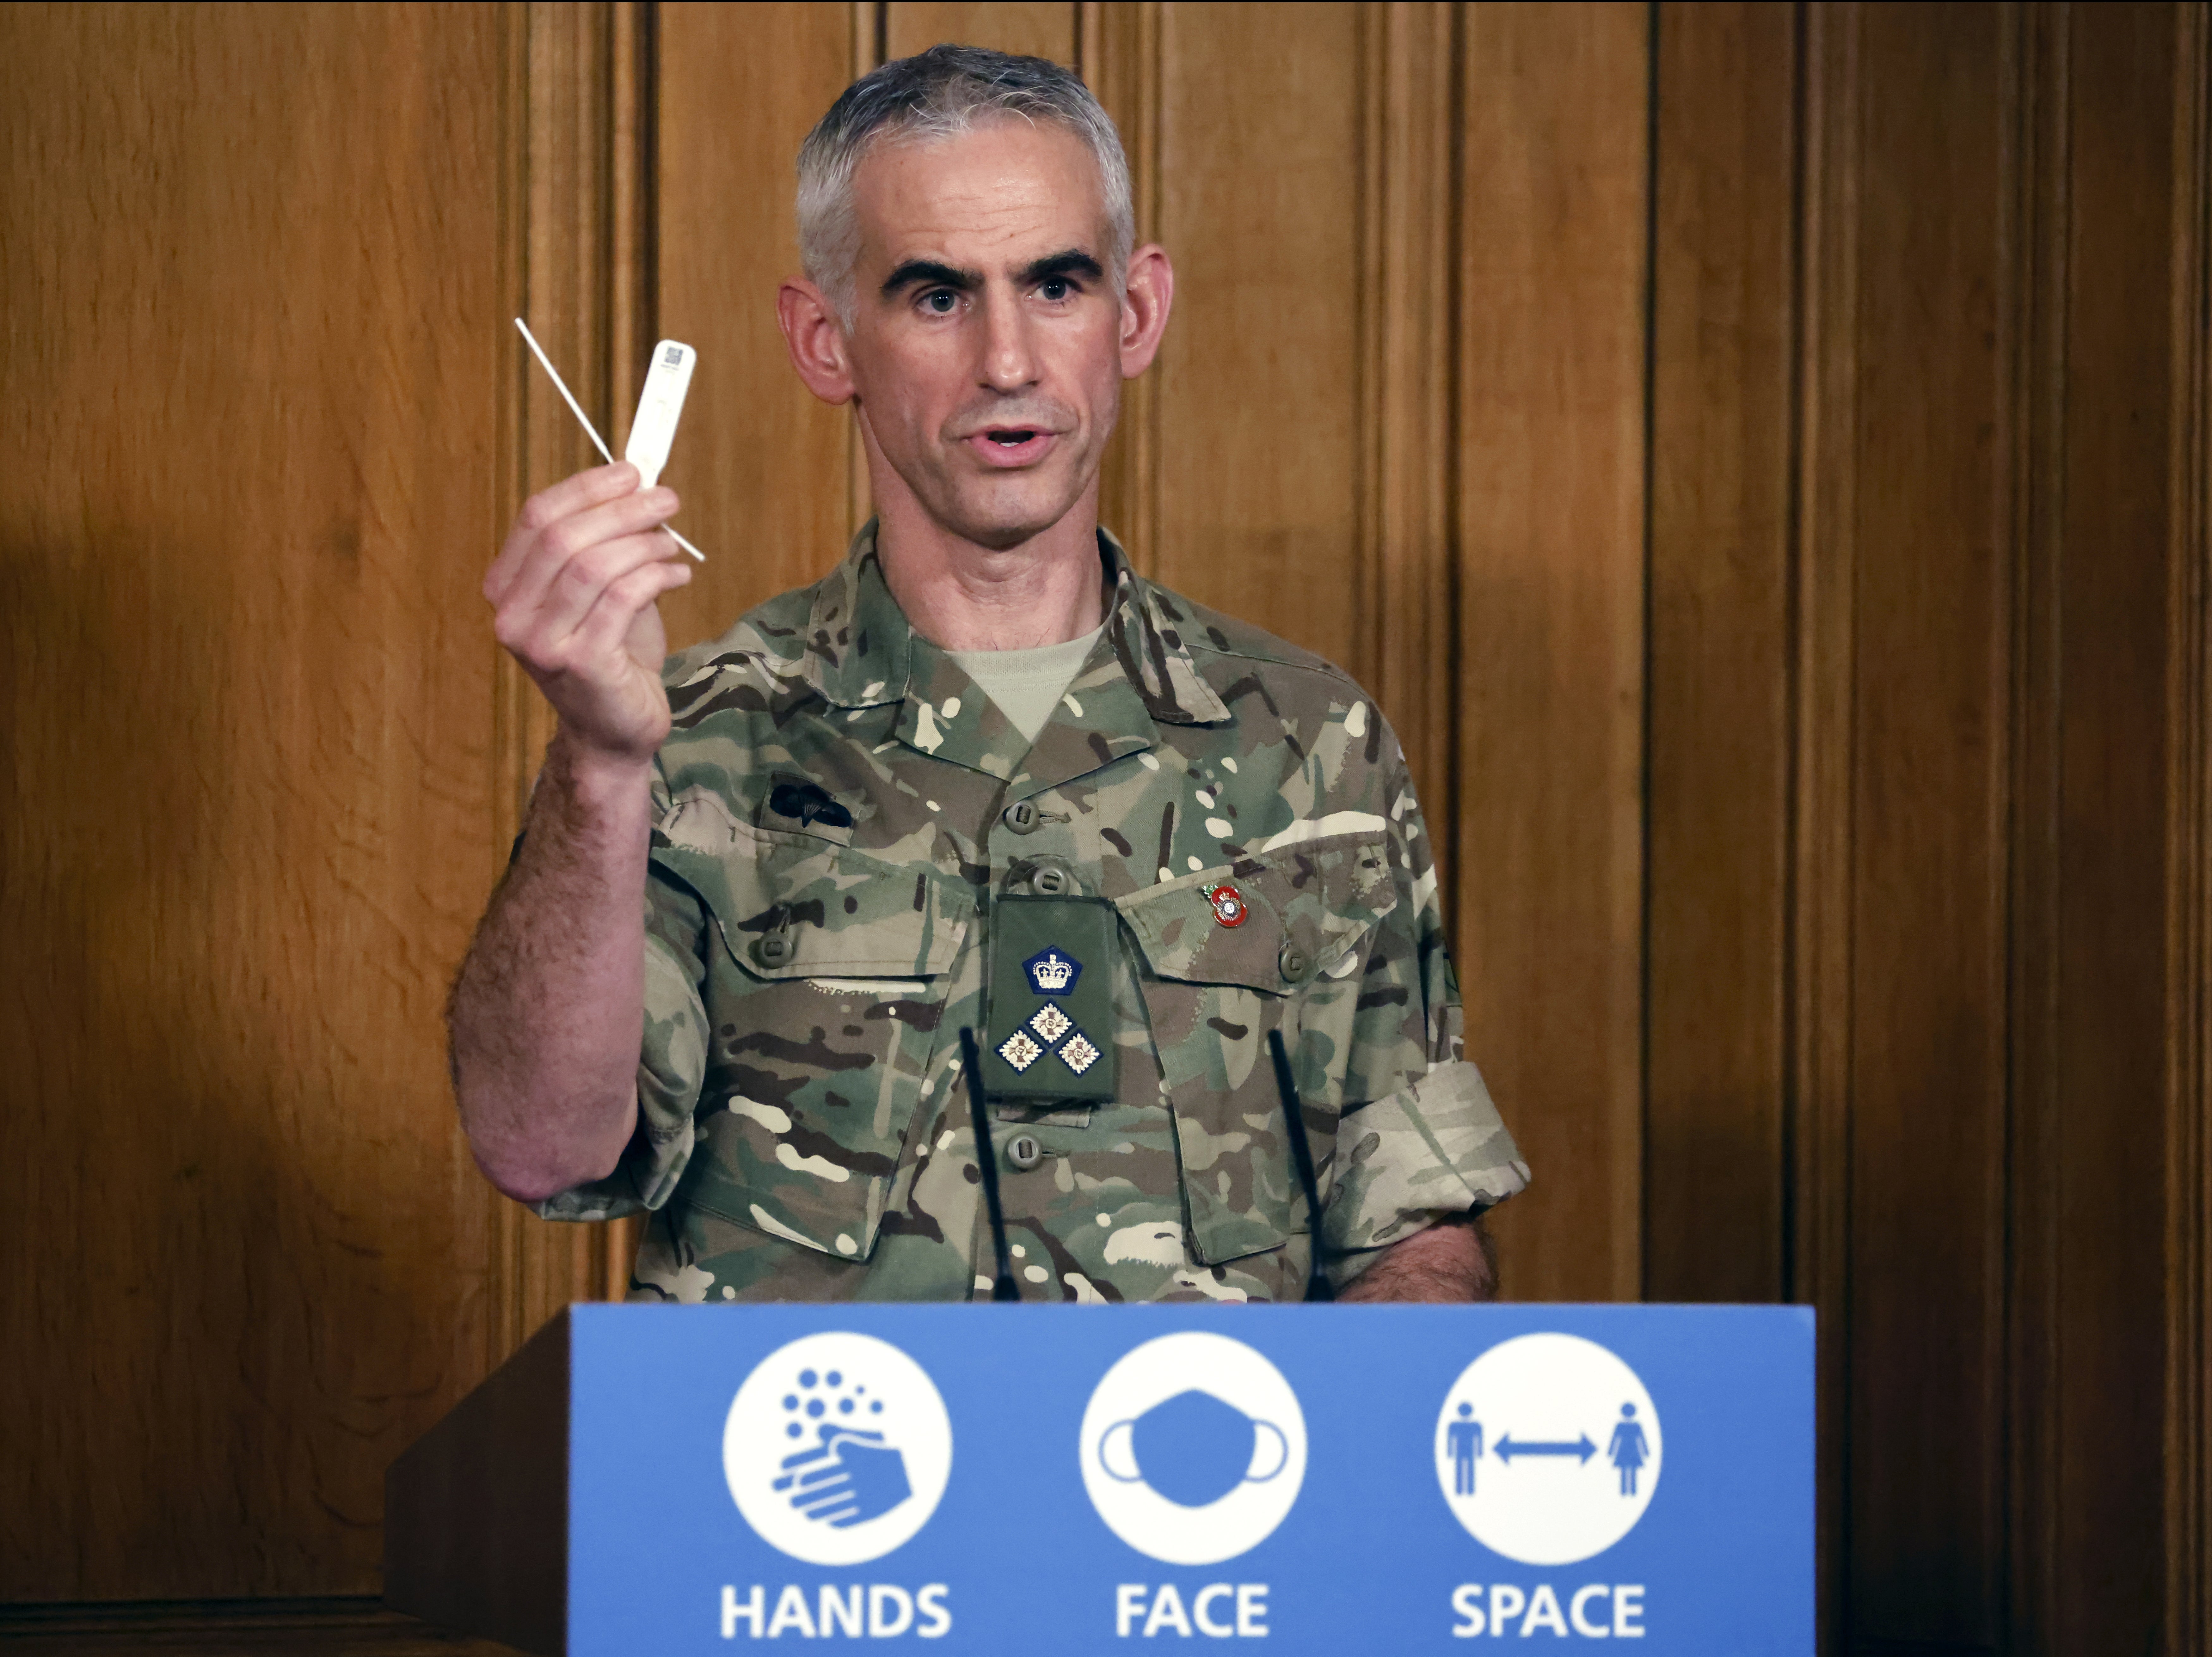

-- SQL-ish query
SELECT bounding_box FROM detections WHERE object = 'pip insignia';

[998,1030,1044,1072]
[1207,883,1249,928]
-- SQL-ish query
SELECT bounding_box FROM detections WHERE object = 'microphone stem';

[958,1028,1022,1302]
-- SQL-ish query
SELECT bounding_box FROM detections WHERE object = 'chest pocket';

[1114,832,1398,1265]
[652,810,972,1263]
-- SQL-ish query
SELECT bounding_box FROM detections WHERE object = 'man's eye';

[921,290,957,315]
[1040,278,1071,302]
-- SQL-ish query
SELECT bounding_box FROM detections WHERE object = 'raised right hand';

[484,462,693,764]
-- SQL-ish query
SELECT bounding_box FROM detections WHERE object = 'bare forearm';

[1338,1211,1496,1303]
[447,731,650,1201]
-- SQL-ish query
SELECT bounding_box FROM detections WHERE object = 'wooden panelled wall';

[5,5,2212,1654]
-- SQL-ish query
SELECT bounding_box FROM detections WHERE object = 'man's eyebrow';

[1019,249,1106,285]
[881,259,981,297]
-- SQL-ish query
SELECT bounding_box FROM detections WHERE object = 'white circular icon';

[1079,1331,1307,1566]
[1435,1333,1661,1565]
[723,1332,952,1565]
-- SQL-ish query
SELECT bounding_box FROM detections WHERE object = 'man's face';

[842,119,1123,550]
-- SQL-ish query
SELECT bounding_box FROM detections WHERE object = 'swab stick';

[513,316,705,563]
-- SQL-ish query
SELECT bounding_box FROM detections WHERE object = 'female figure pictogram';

[1607,1403,1650,1496]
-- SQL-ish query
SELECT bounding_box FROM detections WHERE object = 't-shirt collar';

[802,521,1232,731]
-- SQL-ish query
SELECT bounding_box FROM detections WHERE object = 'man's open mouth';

[965,425,1059,467]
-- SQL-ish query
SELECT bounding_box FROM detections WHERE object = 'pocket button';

[1034,867,1070,896]
[753,932,794,968]
[1006,1133,1044,1171]
[1278,942,1309,982]
[1002,800,1041,834]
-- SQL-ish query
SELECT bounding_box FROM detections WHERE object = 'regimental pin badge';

[1023,947,1082,996]
[1207,883,1249,928]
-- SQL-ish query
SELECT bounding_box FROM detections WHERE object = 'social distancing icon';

[1435,1333,1662,1566]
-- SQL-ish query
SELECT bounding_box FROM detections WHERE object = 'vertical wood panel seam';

[847,3,886,538]
[597,0,657,1304]
[638,3,660,358]
[1354,3,1379,700]
[1779,0,1809,1317]
[1441,0,1466,976]
[490,0,531,1387]
[2001,5,2069,1649]
[2168,8,2212,1650]
[1792,3,1864,1642]
[1635,0,1661,1300]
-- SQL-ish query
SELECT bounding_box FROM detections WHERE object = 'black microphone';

[958,1027,1022,1302]
[1267,1028,1334,1302]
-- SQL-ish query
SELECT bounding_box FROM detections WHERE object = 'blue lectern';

[385,1303,1812,1655]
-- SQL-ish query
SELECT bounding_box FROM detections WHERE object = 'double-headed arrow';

[1494,1432,1598,1465]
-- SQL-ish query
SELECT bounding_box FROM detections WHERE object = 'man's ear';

[1118,244,1174,379]
[778,278,857,405]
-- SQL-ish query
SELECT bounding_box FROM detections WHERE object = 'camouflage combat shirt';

[538,525,1529,1302]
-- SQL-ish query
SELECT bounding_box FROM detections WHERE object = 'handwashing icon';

[1097,1388,1291,1508]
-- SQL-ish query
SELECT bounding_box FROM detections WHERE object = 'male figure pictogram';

[1447,1402,1484,1496]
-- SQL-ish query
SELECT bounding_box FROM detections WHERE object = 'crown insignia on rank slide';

[999,946,1101,1077]
[1023,948,1081,995]
[1207,883,1249,928]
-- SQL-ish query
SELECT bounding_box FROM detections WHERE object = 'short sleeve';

[1318,749,1529,1289]
[532,759,713,1223]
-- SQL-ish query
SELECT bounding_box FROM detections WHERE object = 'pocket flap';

[1115,831,1398,991]
[653,810,971,980]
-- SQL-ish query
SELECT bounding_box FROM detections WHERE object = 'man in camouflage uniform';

[449,46,1527,1302]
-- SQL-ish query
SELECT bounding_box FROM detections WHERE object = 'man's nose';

[979,284,1038,391]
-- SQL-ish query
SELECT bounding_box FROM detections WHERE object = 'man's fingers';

[492,532,673,669]
[519,462,639,540]
[565,550,692,663]
[484,462,652,604]
[492,483,677,618]
[493,484,672,633]
[486,462,639,600]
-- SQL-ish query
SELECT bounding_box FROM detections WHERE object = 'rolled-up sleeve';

[1319,751,1529,1288]
[532,766,712,1223]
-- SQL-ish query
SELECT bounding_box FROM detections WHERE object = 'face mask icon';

[1097,1387,1291,1508]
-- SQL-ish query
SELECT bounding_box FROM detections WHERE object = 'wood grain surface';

[1644,1,1796,1308]
[2015,8,2175,1650]
[1452,0,1651,1303]
[1788,5,2184,1648]
[649,1,866,651]
[1356,2,1460,868]
[1145,1,1367,678]
[887,1,1078,65]
[0,1,507,1603]
[0,1601,513,1657]
[1840,9,2014,1639]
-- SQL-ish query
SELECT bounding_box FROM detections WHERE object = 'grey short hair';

[796,44,1135,327]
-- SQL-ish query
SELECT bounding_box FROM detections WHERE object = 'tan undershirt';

[948,624,1106,745]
